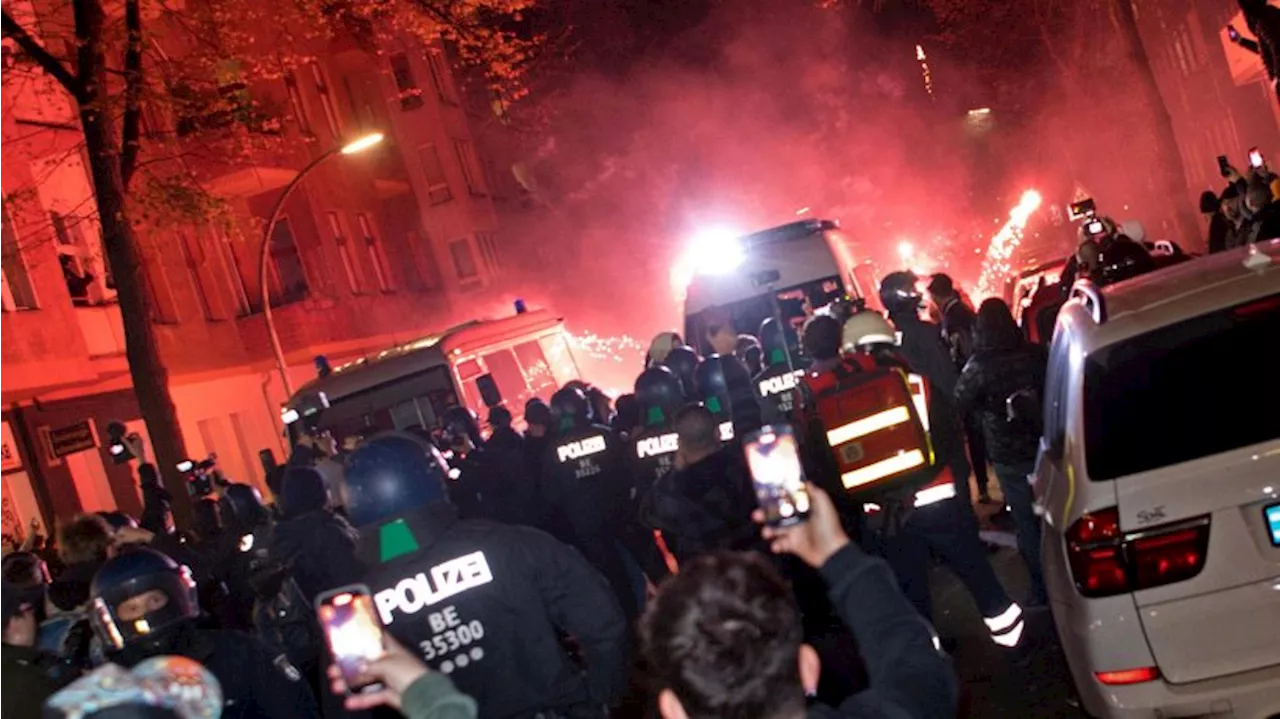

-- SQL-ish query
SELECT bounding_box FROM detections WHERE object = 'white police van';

[283,307,581,442]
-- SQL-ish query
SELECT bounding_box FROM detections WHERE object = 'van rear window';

[1083,294,1280,480]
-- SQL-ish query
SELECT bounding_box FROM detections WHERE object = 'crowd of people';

[2,267,1067,719]
[1202,159,1280,254]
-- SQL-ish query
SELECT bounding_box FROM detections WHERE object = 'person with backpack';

[955,298,1049,606]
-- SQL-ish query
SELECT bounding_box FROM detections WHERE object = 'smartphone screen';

[1086,220,1104,235]
[1250,148,1264,168]
[316,586,387,693]
[1218,155,1231,177]
[744,424,811,527]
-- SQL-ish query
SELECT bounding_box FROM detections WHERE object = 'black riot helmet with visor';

[694,354,761,438]
[878,271,923,317]
[343,432,452,528]
[218,483,270,532]
[551,385,593,432]
[635,366,685,429]
[89,548,199,654]
[661,346,701,402]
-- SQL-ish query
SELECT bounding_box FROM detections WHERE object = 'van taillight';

[1066,508,1210,598]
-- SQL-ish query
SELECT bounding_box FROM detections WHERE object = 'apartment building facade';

[1,8,514,539]
[1131,0,1280,208]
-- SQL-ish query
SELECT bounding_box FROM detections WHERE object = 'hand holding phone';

[327,634,432,713]
[744,425,811,528]
[754,481,850,569]
[317,585,388,695]
[1249,147,1265,169]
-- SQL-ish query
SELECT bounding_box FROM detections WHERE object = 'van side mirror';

[477,374,503,408]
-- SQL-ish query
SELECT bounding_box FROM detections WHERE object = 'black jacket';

[955,343,1049,465]
[449,445,540,528]
[268,509,363,602]
[938,297,976,369]
[804,546,957,719]
[358,504,629,719]
[112,622,319,719]
[2,643,65,719]
[640,447,764,566]
[48,560,103,612]
[540,424,631,541]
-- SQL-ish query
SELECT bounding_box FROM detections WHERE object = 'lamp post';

[260,132,384,398]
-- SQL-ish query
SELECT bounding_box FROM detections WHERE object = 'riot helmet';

[695,354,761,434]
[841,311,897,353]
[550,385,593,431]
[878,271,923,317]
[635,366,685,428]
[218,483,269,530]
[89,548,199,654]
[735,335,763,376]
[344,432,451,528]
[758,318,790,368]
[613,393,639,435]
[662,345,701,402]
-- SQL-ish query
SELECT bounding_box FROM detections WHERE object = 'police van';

[681,219,877,358]
[282,308,581,442]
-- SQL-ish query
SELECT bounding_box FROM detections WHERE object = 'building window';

[389,53,425,111]
[143,251,180,324]
[177,231,219,321]
[425,50,457,104]
[325,211,364,294]
[283,70,312,135]
[213,230,251,316]
[1,205,37,311]
[266,217,310,305]
[476,231,501,272]
[341,75,377,132]
[50,210,102,305]
[449,237,478,280]
[452,139,487,196]
[309,62,342,139]
[406,230,440,290]
[355,213,393,292]
[417,144,453,204]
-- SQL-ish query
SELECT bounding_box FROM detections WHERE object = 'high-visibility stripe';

[991,620,1025,647]
[914,482,957,507]
[984,603,1024,633]
[826,406,912,446]
[907,374,929,431]
[840,449,926,489]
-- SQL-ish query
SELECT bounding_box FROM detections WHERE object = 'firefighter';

[754,318,803,426]
[542,386,642,620]
[346,433,630,719]
[843,311,1025,650]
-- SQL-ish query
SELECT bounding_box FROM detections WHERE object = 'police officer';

[542,386,641,620]
[754,318,802,426]
[346,433,629,719]
[843,312,1024,649]
[626,367,686,581]
[442,406,536,527]
[694,354,762,442]
[734,334,763,376]
[208,483,273,630]
[88,548,319,719]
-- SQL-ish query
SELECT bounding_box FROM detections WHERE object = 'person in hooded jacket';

[541,386,641,620]
[486,406,524,454]
[955,299,1049,605]
[347,432,629,719]
[268,466,363,603]
[88,547,319,719]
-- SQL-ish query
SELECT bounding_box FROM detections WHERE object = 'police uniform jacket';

[357,503,629,719]
[540,424,631,540]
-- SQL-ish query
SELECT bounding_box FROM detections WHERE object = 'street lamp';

[259,132,384,398]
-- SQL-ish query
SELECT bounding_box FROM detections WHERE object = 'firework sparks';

[569,332,646,365]
[975,190,1043,301]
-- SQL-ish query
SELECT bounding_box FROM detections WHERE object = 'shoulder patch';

[273,654,302,682]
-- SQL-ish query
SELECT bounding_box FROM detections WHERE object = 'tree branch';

[1,10,81,96]
[120,0,143,189]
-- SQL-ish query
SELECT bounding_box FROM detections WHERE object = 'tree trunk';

[1112,0,1202,248]
[74,0,193,528]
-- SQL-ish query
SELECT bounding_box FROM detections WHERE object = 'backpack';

[800,357,935,500]
[247,532,324,670]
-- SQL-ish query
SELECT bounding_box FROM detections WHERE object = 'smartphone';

[1067,198,1096,220]
[743,424,811,528]
[316,585,387,694]
[1228,24,1241,41]
[1086,220,1105,235]
[1249,147,1264,168]
[176,460,194,473]
[1218,155,1232,177]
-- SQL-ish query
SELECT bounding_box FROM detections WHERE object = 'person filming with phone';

[640,481,957,719]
